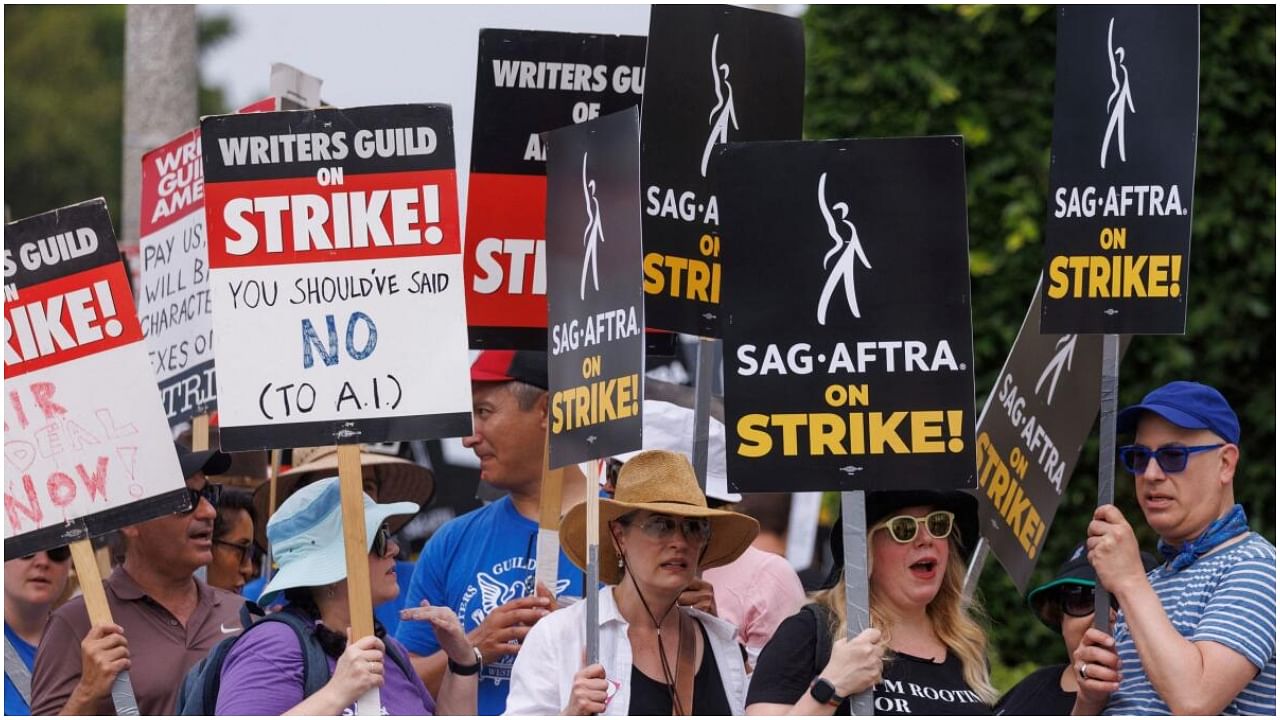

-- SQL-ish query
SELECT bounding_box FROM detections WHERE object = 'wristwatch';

[809,678,845,707]
[448,646,484,676]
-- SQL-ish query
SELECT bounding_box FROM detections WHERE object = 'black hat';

[175,441,232,480]
[821,489,980,590]
[470,350,548,390]
[1026,542,1161,629]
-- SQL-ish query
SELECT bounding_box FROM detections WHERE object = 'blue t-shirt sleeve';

[1195,554,1277,670]
[395,530,451,655]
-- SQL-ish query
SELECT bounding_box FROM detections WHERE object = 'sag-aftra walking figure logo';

[1100,17,1136,170]
[700,33,739,178]
[580,152,604,300]
[816,172,872,326]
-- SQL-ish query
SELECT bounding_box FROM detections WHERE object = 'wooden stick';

[584,471,601,665]
[191,413,209,452]
[337,444,379,715]
[263,448,283,584]
[69,540,139,715]
[535,431,565,595]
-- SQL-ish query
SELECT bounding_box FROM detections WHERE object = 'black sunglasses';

[182,483,223,514]
[1118,443,1224,474]
[21,546,71,563]
[371,523,394,558]
[1058,584,1118,618]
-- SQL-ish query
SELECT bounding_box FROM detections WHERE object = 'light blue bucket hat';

[258,476,418,606]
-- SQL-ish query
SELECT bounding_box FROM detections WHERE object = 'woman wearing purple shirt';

[215,477,479,715]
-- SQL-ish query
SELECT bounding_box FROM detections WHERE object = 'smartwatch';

[448,646,484,676]
[809,678,844,707]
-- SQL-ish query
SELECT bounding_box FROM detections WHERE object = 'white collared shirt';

[505,586,749,715]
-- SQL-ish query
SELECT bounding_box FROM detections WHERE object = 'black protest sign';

[466,29,646,349]
[718,138,976,494]
[1040,6,1199,334]
[545,108,645,468]
[640,5,803,337]
[201,105,473,451]
[4,200,188,558]
[976,282,1131,591]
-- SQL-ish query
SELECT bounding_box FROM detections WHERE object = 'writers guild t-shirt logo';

[700,33,739,178]
[456,557,572,683]
[815,172,872,326]
[580,152,604,301]
[1100,16,1136,169]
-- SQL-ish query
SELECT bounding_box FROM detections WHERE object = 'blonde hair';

[813,535,997,706]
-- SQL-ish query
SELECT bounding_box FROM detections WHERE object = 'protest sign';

[974,284,1131,591]
[466,28,646,349]
[4,199,188,559]
[200,104,473,452]
[1040,6,1199,335]
[640,4,804,337]
[137,130,216,426]
[545,108,645,468]
[717,137,976,493]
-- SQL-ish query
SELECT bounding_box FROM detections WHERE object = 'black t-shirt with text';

[994,664,1076,715]
[747,605,992,715]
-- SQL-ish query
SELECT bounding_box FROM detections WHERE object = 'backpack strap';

[3,634,32,707]
[264,610,333,699]
[804,603,834,679]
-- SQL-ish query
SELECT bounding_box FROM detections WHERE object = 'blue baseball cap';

[258,476,418,606]
[1116,381,1240,445]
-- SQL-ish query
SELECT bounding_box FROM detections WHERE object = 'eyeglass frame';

[212,539,261,566]
[371,523,395,558]
[870,510,955,544]
[614,512,713,546]
[1117,443,1225,474]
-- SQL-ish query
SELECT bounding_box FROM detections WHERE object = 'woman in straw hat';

[745,490,997,715]
[215,477,477,716]
[505,450,759,715]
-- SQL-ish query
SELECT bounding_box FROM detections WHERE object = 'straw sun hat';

[561,449,759,585]
[252,445,433,550]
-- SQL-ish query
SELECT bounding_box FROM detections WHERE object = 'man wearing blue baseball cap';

[1072,381,1275,715]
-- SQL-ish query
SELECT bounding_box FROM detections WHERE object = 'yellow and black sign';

[717,137,976,493]
[544,108,644,467]
[1039,6,1199,334]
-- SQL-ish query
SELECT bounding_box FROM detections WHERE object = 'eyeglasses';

[21,546,71,563]
[213,540,260,566]
[182,483,223,514]
[872,511,954,544]
[1058,584,1118,618]
[1118,444,1224,474]
[371,523,394,558]
[621,514,712,546]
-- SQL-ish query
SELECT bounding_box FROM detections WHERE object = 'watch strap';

[448,646,484,676]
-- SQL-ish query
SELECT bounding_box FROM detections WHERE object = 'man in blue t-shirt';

[397,351,587,716]
[1072,381,1276,715]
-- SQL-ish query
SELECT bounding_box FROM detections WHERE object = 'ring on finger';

[1078,662,1089,681]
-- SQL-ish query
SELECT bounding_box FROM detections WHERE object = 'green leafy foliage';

[804,4,1275,685]
[4,5,234,221]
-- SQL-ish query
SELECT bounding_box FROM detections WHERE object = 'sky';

[199,4,802,211]
[200,5,653,211]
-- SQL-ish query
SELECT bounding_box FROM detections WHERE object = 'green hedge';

[804,4,1275,684]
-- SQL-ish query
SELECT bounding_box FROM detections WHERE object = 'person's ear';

[1218,443,1239,486]
[536,391,548,430]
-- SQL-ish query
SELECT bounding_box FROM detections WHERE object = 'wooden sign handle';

[336,444,379,715]
[69,540,139,715]
[191,413,210,452]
